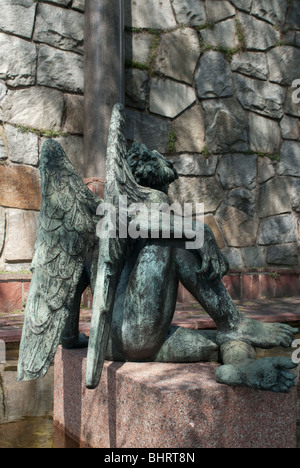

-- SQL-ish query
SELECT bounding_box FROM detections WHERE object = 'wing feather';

[17,140,101,381]
[86,104,156,388]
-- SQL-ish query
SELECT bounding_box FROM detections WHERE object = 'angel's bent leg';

[153,326,219,362]
[175,248,244,332]
[107,240,219,363]
[61,267,90,349]
[175,248,297,349]
[117,242,179,361]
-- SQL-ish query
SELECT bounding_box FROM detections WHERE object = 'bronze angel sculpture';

[18,104,298,393]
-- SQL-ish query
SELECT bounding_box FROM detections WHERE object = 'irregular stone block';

[249,114,281,154]
[285,87,300,118]
[125,109,171,154]
[72,0,85,11]
[34,3,84,54]
[257,156,276,184]
[125,32,154,66]
[242,246,266,268]
[202,98,248,153]
[0,0,36,39]
[63,94,84,135]
[268,47,300,86]
[125,0,176,29]
[227,188,256,217]
[216,205,259,247]
[217,154,257,190]
[38,45,84,93]
[5,124,39,166]
[0,140,7,159]
[47,0,71,5]
[4,209,39,262]
[0,165,41,211]
[280,115,300,140]
[204,214,225,249]
[171,0,207,26]
[285,2,300,30]
[258,177,292,218]
[0,33,36,87]
[172,105,206,153]
[237,12,280,50]
[125,69,148,110]
[222,247,245,268]
[233,73,285,119]
[154,28,200,85]
[0,125,8,160]
[278,141,300,177]
[267,244,299,266]
[230,0,252,12]
[283,30,296,45]
[0,81,7,102]
[251,0,288,26]
[168,176,224,214]
[167,154,218,176]
[196,51,233,98]
[292,178,300,212]
[0,87,64,130]
[258,214,297,245]
[206,0,235,22]
[149,78,196,118]
[200,19,240,49]
[0,207,5,256]
[231,52,268,81]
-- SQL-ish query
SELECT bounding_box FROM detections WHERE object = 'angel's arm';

[128,208,229,280]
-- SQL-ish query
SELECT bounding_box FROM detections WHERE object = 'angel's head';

[127,142,178,194]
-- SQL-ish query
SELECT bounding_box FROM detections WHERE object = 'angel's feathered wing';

[17,140,101,381]
[86,103,154,389]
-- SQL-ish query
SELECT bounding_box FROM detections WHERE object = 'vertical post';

[0,339,6,363]
[84,0,124,179]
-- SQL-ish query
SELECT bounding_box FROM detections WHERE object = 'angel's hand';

[197,225,229,281]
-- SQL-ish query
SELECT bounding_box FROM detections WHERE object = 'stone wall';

[125,0,300,269]
[0,0,85,272]
[0,0,300,273]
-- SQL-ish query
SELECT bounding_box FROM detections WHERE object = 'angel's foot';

[217,317,298,349]
[216,357,297,393]
[61,333,89,349]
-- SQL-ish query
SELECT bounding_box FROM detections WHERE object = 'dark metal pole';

[84,0,124,179]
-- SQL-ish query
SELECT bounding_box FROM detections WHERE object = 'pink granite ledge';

[53,347,298,449]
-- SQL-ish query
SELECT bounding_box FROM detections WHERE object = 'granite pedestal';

[53,347,298,448]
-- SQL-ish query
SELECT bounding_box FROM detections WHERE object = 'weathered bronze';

[18,104,298,393]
